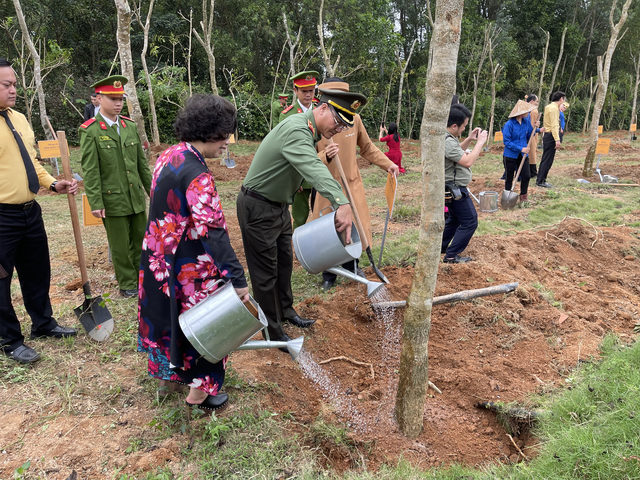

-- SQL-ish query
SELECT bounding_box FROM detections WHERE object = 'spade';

[58,131,114,341]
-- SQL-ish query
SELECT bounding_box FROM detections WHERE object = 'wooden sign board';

[82,194,103,226]
[38,140,61,159]
[229,134,236,144]
[494,131,503,142]
[595,138,611,155]
[598,125,603,134]
[631,124,637,132]
[385,172,398,214]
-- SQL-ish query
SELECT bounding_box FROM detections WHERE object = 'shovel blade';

[365,247,389,284]
[500,189,519,210]
[74,295,114,342]
[224,156,236,168]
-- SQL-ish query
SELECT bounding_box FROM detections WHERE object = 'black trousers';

[537,133,557,184]
[322,259,360,283]
[0,202,58,351]
[236,190,297,339]
[441,186,478,257]
[504,154,531,195]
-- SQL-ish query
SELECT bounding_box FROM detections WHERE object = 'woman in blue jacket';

[502,100,544,202]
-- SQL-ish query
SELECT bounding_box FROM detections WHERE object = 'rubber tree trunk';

[547,26,568,100]
[12,0,51,138]
[396,39,418,129]
[487,35,502,147]
[631,53,640,135]
[193,0,218,95]
[583,0,632,177]
[138,0,160,146]
[114,0,150,148]
[394,0,463,439]
[537,29,550,103]
[469,24,490,132]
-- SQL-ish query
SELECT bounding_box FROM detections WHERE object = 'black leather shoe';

[321,280,335,291]
[186,392,229,412]
[284,315,315,328]
[31,325,77,339]
[5,344,41,364]
[120,289,137,298]
[271,334,292,353]
[536,182,552,188]
[443,255,473,264]
[356,268,366,279]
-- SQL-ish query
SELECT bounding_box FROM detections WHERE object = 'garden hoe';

[58,131,114,342]
[328,139,389,284]
[500,153,528,210]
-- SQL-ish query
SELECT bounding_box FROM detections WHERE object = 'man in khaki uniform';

[312,78,399,290]
[79,75,152,297]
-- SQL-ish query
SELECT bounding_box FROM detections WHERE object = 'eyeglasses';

[329,107,349,132]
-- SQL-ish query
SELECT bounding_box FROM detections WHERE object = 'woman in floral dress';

[138,94,248,412]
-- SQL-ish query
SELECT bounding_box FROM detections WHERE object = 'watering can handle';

[319,206,335,217]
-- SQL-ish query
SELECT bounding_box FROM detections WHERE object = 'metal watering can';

[179,280,304,362]
[292,209,385,298]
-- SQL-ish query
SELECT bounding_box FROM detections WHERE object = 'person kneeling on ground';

[502,100,544,203]
[441,104,487,264]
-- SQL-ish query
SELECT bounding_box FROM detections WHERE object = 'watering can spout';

[236,336,305,361]
[327,266,385,298]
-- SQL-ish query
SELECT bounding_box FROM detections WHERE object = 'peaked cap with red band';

[91,75,128,95]
[291,70,319,88]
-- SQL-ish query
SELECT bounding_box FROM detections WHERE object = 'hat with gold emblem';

[317,88,367,127]
[292,70,319,88]
[91,75,128,95]
[278,92,290,99]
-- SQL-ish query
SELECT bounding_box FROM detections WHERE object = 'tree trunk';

[282,13,302,86]
[394,0,463,439]
[396,39,418,129]
[537,29,550,103]
[469,23,490,132]
[12,0,51,138]
[114,0,150,148]
[317,0,339,77]
[186,9,193,97]
[582,77,596,133]
[193,0,218,95]
[547,26,568,99]
[631,52,640,135]
[583,0,633,177]
[583,10,595,80]
[137,0,160,146]
[487,36,502,147]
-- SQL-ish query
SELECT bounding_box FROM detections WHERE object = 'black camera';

[445,183,462,202]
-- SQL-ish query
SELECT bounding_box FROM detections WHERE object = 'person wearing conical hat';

[237,88,366,346]
[279,70,320,229]
[79,75,152,298]
[271,92,289,129]
[312,77,398,291]
[502,99,544,203]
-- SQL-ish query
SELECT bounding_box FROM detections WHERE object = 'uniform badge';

[350,100,361,110]
[297,108,302,113]
[114,80,122,88]
[305,75,313,81]
[99,121,108,130]
[120,119,127,128]
[99,136,110,141]
[307,120,315,135]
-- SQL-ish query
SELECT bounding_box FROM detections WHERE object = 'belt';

[0,200,36,211]
[240,185,285,207]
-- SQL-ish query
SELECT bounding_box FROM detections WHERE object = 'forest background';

[1,0,640,146]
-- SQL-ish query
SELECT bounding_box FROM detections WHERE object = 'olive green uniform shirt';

[445,133,473,187]
[79,113,152,216]
[243,109,348,207]
[271,100,283,128]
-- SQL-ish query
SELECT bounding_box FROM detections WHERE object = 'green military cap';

[292,71,320,88]
[278,92,290,99]
[317,88,367,127]
[91,75,128,95]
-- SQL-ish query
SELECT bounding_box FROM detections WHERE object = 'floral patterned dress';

[137,142,247,395]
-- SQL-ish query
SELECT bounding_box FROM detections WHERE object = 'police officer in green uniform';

[279,71,320,229]
[237,88,366,347]
[79,75,152,298]
[271,92,288,129]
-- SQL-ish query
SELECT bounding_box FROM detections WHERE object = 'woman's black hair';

[550,91,566,102]
[525,94,537,103]
[174,94,237,143]
[388,122,399,143]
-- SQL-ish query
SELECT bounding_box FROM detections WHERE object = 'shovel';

[58,131,114,341]
[500,153,528,210]
[223,148,236,168]
[328,139,389,284]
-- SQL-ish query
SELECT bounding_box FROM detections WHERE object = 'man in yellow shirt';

[0,58,79,364]
[537,91,566,188]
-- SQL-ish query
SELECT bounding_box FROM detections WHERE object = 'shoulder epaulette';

[81,118,96,129]
[120,115,133,121]
[282,105,294,114]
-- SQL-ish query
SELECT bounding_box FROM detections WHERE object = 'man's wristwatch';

[50,181,58,192]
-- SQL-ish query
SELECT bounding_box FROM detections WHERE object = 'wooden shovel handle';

[514,153,529,184]
[57,131,89,285]
[327,139,369,250]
